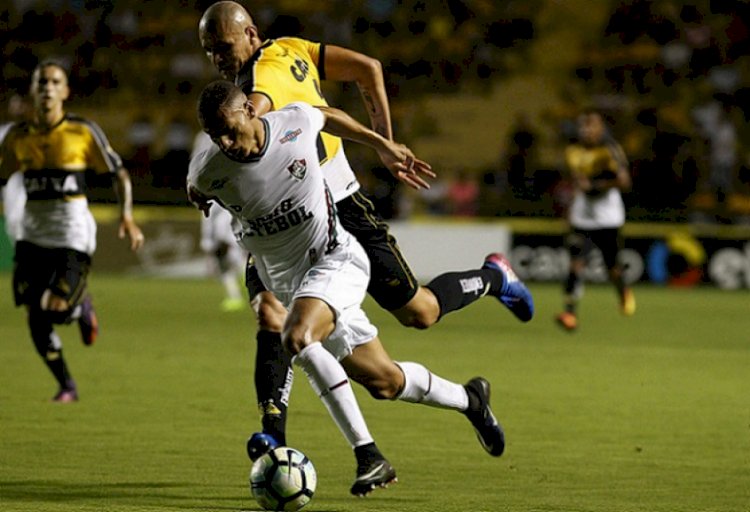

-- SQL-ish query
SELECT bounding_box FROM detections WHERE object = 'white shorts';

[276,236,378,361]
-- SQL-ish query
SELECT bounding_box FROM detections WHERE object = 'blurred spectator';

[446,169,479,216]
[503,112,538,200]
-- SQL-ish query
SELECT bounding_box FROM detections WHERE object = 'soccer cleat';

[51,387,78,403]
[620,288,636,316]
[78,295,98,346]
[463,377,505,457]
[555,311,578,331]
[482,253,534,322]
[350,459,397,497]
[246,432,280,462]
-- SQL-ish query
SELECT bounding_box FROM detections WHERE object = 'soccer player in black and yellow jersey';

[0,60,144,402]
[556,111,635,332]
[197,1,533,496]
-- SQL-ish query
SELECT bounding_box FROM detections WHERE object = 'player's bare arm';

[247,92,272,117]
[322,45,392,140]
[316,106,434,190]
[114,168,144,251]
[187,183,215,218]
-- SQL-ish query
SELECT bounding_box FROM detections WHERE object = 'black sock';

[563,272,579,314]
[29,309,72,388]
[612,274,626,299]
[464,384,481,414]
[255,330,292,445]
[426,269,502,320]
[354,442,385,466]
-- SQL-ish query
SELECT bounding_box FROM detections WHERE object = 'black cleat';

[350,459,397,497]
[464,377,505,457]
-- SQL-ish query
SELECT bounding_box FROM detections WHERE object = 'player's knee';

[281,326,312,356]
[392,291,439,330]
[253,295,286,332]
[398,312,435,330]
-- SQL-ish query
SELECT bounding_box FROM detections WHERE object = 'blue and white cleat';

[246,432,280,462]
[482,253,534,322]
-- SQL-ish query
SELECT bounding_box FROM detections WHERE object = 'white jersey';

[187,103,348,295]
[568,188,625,230]
[0,123,26,244]
[191,132,242,253]
[1,171,26,244]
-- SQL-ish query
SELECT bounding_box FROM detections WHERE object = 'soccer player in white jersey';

[198,2,534,459]
[187,80,506,496]
[556,111,635,331]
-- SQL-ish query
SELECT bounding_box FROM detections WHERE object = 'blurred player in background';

[188,81,506,495]
[0,60,144,402]
[198,0,533,458]
[192,131,246,312]
[556,110,635,331]
[0,94,30,244]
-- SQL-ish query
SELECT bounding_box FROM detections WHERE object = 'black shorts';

[13,241,91,309]
[336,191,418,310]
[244,191,419,311]
[245,254,266,300]
[566,227,622,270]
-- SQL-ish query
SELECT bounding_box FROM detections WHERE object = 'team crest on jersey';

[287,159,307,179]
[280,128,302,144]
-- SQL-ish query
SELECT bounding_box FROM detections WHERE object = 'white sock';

[395,361,469,411]
[220,272,242,300]
[294,342,373,448]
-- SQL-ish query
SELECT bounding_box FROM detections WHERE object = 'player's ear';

[246,24,260,45]
[245,99,257,118]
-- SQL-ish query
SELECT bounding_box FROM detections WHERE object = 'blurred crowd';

[1,0,748,223]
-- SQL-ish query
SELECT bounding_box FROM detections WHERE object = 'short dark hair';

[33,58,69,78]
[197,79,243,130]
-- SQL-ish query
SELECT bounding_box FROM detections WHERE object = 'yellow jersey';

[0,114,122,253]
[237,37,358,201]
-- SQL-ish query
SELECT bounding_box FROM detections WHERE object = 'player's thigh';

[336,191,418,311]
[591,228,623,270]
[13,242,89,310]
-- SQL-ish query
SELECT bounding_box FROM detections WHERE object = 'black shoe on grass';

[464,377,505,456]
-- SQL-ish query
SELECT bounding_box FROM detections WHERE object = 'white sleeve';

[285,102,325,135]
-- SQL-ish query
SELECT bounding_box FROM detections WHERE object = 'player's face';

[200,22,254,79]
[30,66,69,112]
[578,113,605,145]
[206,103,256,161]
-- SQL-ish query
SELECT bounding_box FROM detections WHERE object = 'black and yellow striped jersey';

[0,113,122,200]
[236,37,341,167]
[0,113,122,253]
[564,139,628,181]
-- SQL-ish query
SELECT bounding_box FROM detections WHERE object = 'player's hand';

[119,217,145,251]
[377,141,435,190]
[187,184,213,218]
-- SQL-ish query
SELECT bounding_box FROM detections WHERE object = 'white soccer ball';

[250,446,317,511]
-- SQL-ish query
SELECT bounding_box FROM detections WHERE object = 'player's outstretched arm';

[316,106,434,190]
[322,45,392,140]
[114,168,144,251]
[187,183,214,218]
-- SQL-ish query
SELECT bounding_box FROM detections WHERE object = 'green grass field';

[1,275,748,512]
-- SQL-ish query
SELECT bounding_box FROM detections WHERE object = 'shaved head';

[199,1,254,35]
[199,1,261,79]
